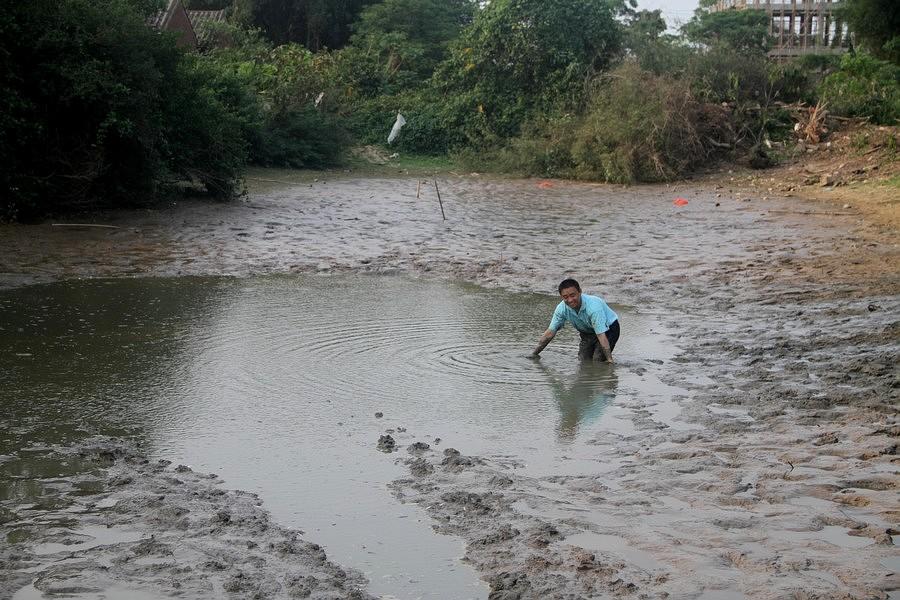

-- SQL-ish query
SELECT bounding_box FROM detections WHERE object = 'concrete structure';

[710,0,852,59]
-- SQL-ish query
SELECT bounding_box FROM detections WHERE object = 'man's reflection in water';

[535,361,619,442]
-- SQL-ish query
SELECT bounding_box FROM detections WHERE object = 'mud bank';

[390,424,898,598]
[1,173,898,598]
[0,438,374,600]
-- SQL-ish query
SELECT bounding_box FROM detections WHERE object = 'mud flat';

[1,173,898,598]
[0,439,374,600]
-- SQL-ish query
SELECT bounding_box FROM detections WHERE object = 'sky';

[634,0,701,30]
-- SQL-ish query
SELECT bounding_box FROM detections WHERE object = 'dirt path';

[1,173,897,599]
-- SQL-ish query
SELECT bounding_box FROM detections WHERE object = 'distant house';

[187,8,228,48]
[148,0,227,50]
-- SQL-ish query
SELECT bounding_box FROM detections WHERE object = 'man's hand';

[531,329,555,358]
[596,332,613,364]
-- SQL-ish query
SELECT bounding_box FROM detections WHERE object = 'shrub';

[202,32,350,168]
[775,54,841,104]
[493,63,729,183]
[688,46,772,104]
[0,0,249,219]
[253,108,346,168]
[569,64,721,182]
[434,0,625,145]
[819,52,900,124]
[342,91,460,155]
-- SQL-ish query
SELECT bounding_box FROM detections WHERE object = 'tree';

[683,8,772,54]
[623,9,692,74]
[840,0,900,64]
[234,0,377,50]
[435,0,628,142]
[625,9,667,44]
[339,0,476,96]
[0,0,249,219]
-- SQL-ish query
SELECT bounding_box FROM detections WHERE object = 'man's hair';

[558,278,581,294]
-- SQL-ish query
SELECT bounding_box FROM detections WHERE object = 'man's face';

[560,286,581,310]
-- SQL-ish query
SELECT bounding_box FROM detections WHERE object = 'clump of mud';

[0,438,375,600]
[376,434,396,453]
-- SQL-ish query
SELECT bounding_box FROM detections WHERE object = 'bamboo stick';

[434,179,446,220]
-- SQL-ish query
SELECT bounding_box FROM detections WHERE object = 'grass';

[881,173,900,189]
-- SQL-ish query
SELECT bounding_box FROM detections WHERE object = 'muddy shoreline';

[1,173,898,599]
[0,439,374,600]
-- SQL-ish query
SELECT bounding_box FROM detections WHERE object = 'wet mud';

[0,439,373,600]
[1,172,898,598]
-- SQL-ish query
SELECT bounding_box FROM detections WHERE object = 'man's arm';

[596,332,613,362]
[530,329,556,358]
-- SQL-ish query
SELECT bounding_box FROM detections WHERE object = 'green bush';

[492,63,728,183]
[570,64,721,182]
[688,46,772,104]
[483,115,578,178]
[682,9,772,54]
[819,52,900,124]
[253,108,346,168]
[0,0,249,220]
[202,31,350,168]
[342,91,460,155]
[775,54,842,104]
[162,56,253,197]
[434,0,625,145]
[687,46,798,150]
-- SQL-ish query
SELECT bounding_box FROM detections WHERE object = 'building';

[710,0,851,59]
[148,0,227,50]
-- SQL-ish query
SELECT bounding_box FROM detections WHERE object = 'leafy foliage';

[491,63,725,183]
[775,54,842,104]
[233,0,377,50]
[338,0,475,97]
[683,9,772,54]
[819,52,900,124]
[840,0,900,64]
[623,10,693,75]
[201,27,348,167]
[688,46,773,104]
[9,0,896,221]
[0,0,248,219]
[434,0,627,143]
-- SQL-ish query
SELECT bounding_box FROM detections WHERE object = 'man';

[530,279,620,362]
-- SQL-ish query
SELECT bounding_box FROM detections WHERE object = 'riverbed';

[1,171,897,599]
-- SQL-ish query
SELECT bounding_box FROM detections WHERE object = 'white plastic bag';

[387,112,406,144]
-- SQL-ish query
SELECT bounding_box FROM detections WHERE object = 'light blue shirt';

[549,294,618,335]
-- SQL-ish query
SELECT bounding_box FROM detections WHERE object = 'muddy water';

[1,274,673,599]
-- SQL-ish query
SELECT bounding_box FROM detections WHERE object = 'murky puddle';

[1,274,680,599]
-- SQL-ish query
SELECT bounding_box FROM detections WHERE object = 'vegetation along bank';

[1,0,897,220]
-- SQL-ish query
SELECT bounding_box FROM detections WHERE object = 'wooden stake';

[434,179,446,221]
[416,180,421,199]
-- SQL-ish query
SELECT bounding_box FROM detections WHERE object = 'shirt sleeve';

[548,303,566,332]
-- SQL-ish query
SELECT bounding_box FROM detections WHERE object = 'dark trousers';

[578,320,620,361]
